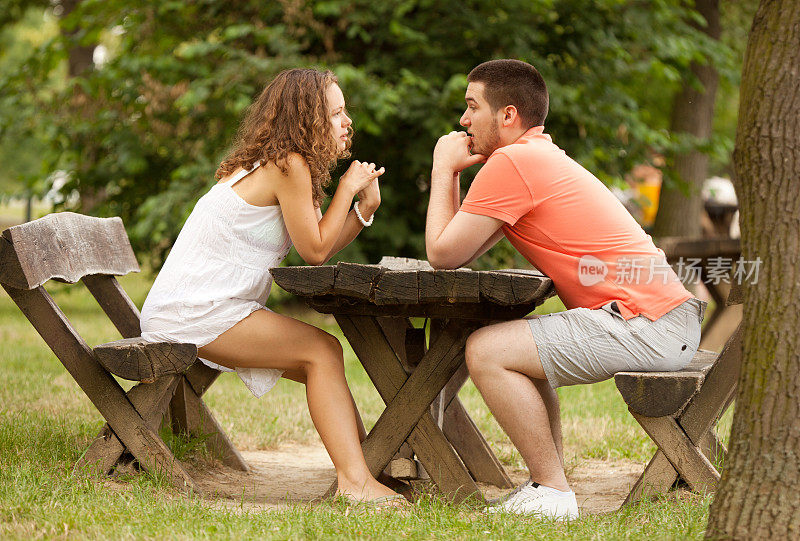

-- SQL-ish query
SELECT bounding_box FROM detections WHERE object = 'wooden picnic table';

[271,258,554,502]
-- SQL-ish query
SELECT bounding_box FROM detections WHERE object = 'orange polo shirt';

[459,126,691,321]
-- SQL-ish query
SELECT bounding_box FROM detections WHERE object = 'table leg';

[436,357,514,488]
[335,315,481,502]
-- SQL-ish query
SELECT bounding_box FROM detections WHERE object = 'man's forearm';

[426,167,457,256]
[452,172,461,212]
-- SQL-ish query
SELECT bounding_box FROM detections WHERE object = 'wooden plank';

[428,320,447,428]
[0,237,27,289]
[3,284,196,491]
[356,320,473,483]
[335,315,480,502]
[378,257,433,271]
[678,324,742,443]
[657,236,741,260]
[83,274,238,472]
[376,317,414,372]
[81,274,141,338]
[418,269,480,304]
[269,265,336,296]
[82,275,241,473]
[171,362,248,470]
[77,375,181,475]
[183,360,221,396]
[478,270,553,306]
[307,297,538,320]
[631,413,719,493]
[440,363,469,411]
[405,417,480,503]
[387,458,419,480]
[443,398,514,488]
[93,337,197,383]
[334,262,383,300]
[614,349,717,417]
[373,270,419,305]
[0,212,139,289]
[170,377,249,471]
[623,451,681,505]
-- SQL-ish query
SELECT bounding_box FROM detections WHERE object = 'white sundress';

[140,162,292,397]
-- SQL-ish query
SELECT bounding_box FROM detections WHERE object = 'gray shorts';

[529,298,706,388]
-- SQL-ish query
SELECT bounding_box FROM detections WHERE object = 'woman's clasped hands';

[342,160,384,215]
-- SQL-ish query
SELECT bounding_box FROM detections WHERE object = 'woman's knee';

[302,329,344,372]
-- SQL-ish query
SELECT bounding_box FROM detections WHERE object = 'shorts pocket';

[664,308,700,348]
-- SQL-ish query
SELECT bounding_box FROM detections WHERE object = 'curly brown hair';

[215,68,351,205]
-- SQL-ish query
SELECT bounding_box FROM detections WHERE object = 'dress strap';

[225,161,262,187]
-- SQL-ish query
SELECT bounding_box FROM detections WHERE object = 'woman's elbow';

[297,249,328,266]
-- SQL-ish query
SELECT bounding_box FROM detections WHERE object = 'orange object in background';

[627,164,663,228]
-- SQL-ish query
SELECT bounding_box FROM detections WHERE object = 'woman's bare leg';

[199,309,398,501]
[282,368,368,442]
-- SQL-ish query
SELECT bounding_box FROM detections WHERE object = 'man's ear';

[502,105,519,127]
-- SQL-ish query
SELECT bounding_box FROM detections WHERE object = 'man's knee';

[465,326,496,375]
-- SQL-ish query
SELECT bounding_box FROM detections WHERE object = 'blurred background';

[0,0,755,271]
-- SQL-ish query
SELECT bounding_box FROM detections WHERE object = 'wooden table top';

[270,258,555,320]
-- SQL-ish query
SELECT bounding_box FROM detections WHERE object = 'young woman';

[140,69,403,506]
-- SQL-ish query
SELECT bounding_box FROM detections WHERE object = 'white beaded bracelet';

[353,200,374,227]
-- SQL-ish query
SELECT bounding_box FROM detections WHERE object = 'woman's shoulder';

[282,152,311,176]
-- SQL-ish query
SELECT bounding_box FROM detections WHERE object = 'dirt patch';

[183,442,642,515]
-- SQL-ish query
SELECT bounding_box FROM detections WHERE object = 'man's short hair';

[467,59,548,127]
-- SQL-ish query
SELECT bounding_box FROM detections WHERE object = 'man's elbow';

[426,247,461,270]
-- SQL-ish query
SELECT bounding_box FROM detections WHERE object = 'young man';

[425,59,705,520]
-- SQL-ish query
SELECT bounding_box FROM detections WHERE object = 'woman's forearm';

[323,207,374,263]
[313,184,357,256]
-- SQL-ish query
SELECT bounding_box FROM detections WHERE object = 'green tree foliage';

[0,0,734,267]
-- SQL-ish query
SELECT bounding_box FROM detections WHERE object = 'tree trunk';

[652,0,720,238]
[705,1,800,539]
[60,0,94,77]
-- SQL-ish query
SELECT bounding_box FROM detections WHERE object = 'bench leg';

[77,375,181,475]
[170,374,249,471]
[622,324,742,505]
[631,413,719,493]
[4,285,197,492]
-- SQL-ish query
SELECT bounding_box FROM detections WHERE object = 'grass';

[0,271,732,539]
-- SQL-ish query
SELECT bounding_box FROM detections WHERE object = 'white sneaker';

[486,482,579,520]
[487,480,535,506]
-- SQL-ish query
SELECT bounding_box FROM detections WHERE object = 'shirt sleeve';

[459,152,534,225]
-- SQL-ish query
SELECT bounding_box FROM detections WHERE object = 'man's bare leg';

[465,319,568,491]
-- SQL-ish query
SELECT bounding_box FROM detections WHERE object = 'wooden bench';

[0,212,248,491]
[615,288,743,504]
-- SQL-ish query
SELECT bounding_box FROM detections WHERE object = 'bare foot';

[336,477,408,508]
